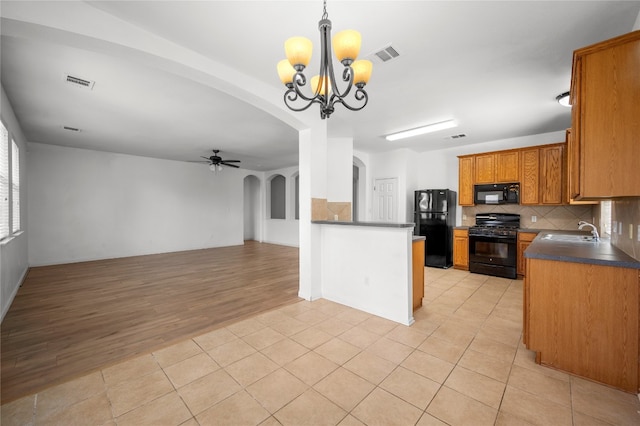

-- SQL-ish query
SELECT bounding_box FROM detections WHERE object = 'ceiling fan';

[192,149,241,170]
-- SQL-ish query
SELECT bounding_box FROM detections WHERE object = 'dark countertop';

[454,226,469,230]
[312,220,415,228]
[524,231,640,269]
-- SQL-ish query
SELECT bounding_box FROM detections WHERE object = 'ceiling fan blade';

[201,156,212,160]
[222,159,241,163]
[188,160,211,163]
[222,162,240,168]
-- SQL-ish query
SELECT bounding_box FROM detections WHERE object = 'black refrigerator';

[414,189,457,268]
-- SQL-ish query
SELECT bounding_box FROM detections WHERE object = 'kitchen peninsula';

[312,220,419,326]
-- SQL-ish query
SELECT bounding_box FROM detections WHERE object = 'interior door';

[374,178,398,222]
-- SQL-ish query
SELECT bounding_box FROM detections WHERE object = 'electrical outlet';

[629,224,634,240]
[613,221,617,233]
[618,221,623,235]
[531,215,537,223]
[637,225,640,242]
[462,214,467,220]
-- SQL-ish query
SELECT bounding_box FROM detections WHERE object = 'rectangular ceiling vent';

[63,126,81,132]
[370,45,400,63]
[448,134,467,139]
[64,74,95,90]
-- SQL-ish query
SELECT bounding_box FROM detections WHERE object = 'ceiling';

[1,1,639,171]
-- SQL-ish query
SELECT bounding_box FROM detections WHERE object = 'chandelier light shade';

[285,37,313,68]
[277,59,296,85]
[333,30,361,62]
[277,0,372,119]
[351,60,373,85]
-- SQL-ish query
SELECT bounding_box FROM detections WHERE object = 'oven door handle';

[469,234,517,241]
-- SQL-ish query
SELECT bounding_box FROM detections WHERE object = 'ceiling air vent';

[63,126,80,132]
[64,74,95,90]
[448,134,467,139]
[370,45,400,63]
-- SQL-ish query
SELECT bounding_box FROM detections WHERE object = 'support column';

[298,122,327,300]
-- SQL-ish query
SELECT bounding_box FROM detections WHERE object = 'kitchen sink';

[541,234,597,243]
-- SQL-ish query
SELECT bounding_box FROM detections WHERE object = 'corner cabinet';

[453,229,469,270]
[570,30,640,199]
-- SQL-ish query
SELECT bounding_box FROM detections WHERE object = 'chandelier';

[277,0,372,119]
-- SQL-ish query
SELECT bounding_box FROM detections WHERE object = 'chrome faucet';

[578,221,600,240]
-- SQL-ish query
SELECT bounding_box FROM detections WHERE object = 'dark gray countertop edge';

[524,251,640,269]
[312,220,415,228]
[524,232,640,269]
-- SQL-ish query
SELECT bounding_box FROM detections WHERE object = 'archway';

[243,175,261,241]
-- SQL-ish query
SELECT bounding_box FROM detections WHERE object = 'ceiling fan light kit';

[190,149,240,173]
[277,0,372,119]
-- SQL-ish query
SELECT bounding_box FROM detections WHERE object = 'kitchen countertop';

[311,220,415,228]
[524,230,640,269]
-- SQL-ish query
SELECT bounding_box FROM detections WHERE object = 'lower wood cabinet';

[412,238,425,310]
[453,229,469,270]
[516,232,538,276]
[524,258,639,393]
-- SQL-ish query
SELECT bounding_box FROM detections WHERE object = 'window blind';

[0,122,8,240]
[12,139,20,232]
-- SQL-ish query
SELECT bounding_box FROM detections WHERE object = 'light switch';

[618,221,623,235]
[637,225,640,242]
[531,215,537,223]
[629,224,634,239]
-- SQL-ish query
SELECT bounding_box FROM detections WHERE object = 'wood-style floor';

[1,241,300,404]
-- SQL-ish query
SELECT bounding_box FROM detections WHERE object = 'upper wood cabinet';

[520,143,565,206]
[474,152,519,184]
[570,30,640,199]
[539,144,564,205]
[474,154,496,184]
[496,151,519,182]
[520,148,540,205]
[460,143,565,206]
[458,155,475,206]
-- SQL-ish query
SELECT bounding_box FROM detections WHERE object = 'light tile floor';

[2,267,640,425]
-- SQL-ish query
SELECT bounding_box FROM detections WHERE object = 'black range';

[468,213,520,279]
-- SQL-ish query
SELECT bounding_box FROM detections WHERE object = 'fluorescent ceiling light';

[386,120,457,141]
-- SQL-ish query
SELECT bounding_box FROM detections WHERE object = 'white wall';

[327,137,353,203]
[368,130,567,227]
[27,143,247,265]
[1,85,29,320]
[263,165,299,247]
[320,224,414,325]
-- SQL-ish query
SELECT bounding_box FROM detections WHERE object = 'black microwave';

[474,183,520,205]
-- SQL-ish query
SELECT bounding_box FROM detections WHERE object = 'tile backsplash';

[461,204,595,230]
[611,197,640,261]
